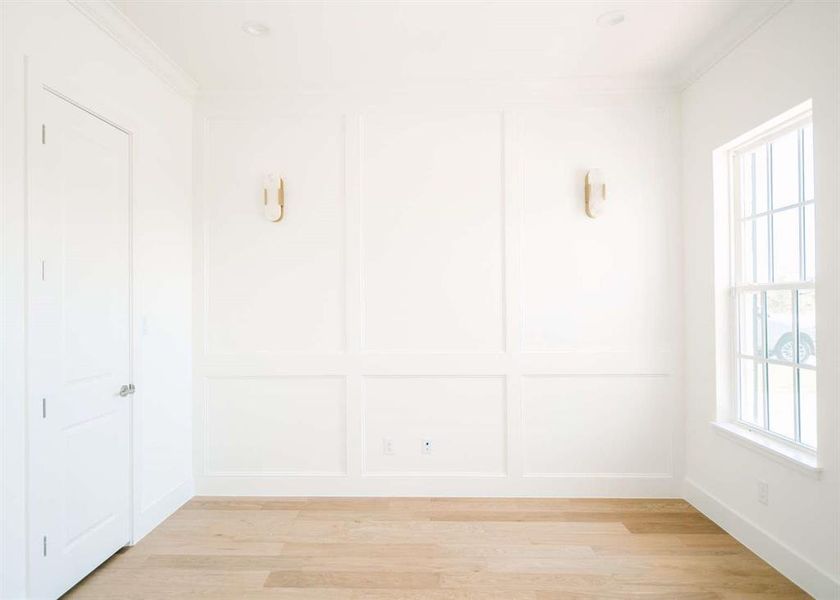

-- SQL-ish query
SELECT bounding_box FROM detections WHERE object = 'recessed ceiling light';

[596,10,625,27]
[242,21,270,37]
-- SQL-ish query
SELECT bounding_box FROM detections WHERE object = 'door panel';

[28,89,131,599]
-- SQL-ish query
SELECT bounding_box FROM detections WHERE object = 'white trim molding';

[66,1,790,104]
[710,421,821,478]
[675,1,790,90]
[68,0,199,99]
[684,478,840,599]
[134,480,193,544]
[198,474,679,499]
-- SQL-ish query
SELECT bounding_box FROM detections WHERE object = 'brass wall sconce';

[584,169,606,218]
[263,173,285,222]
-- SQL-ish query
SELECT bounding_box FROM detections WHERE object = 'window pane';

[771,207,800,282]
[738,292,764,357]
[739,359,765,427]
[742,216,769,284]
[799,368,817,448]
[803,124,814,202]
[739,154,752,217]
[766,290,793,362]
[754,146,768,214]
[741,148,768,216]
[767,363,795,439]
[804,203,815,281]
[738,153,754,217]
[798,289,816,366]
[770,129,799,209]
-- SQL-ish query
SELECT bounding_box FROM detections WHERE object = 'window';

[731,111,816,449]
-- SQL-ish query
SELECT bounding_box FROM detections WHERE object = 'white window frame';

[725,105,817,456]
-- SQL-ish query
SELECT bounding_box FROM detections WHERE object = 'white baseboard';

[133,479,194,544]
[684,478,839,599]
[195,474,679,498]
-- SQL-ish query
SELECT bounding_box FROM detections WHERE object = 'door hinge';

[41,124,46,145]
[43,535,47,557]
[42,397,46,419]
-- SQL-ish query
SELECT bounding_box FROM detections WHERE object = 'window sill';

[710,421,822,479]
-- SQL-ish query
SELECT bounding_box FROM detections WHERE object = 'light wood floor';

[65,497,808,599]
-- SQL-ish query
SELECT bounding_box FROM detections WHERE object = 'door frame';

[24,57,141,594]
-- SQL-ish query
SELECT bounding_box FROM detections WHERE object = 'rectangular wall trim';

[194,97,683,497]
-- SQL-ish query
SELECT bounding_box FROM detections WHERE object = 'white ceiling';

[113,0,785,92]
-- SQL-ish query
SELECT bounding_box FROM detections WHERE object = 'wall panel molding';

[521,375,674,478]
[202,376,348,477]
[201,115,347,357]
[361,375,508,477]
[358,111,506,354]
[194,99,682,496]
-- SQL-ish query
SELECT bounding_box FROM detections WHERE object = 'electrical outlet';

[382,438,394,456]
[757,480,769,505]
[422,439,432,455]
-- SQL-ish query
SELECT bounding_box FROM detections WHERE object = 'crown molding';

[68,0,788,100]
[68,0,199,100]
[675,0,790,91]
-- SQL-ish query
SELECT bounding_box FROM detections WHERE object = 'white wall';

[0,2,193,597]
[681,1,840,597]
[194,85,683,497]
[2,2,833,598]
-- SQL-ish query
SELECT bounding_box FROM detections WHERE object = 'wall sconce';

[584,169,606,218]
[263,173,285,222]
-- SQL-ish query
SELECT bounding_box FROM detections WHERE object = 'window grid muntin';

[798,129,807,281]
[740,200,814,224]
[793,291,801,439]
[732,116,815,449]
[767,143,775,282]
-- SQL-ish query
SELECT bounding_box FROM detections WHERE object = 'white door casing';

[27,87,132,599]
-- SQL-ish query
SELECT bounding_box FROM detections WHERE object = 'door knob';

[119,384,135,397]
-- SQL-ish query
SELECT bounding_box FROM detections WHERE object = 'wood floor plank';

[536,588,722,599]
[622,518,725,534]
[146,553,486,573]
[341,520,631,545]
[426,498,697,512]
[294,510,432,521]
[428,510,709,523]
[63,497,810,599]
[263,570,441,589]
[438,543,597,559]
[278,542,439,558]
[238,590,539,599]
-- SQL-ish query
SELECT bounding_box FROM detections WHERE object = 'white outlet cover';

[382,438,394,456]
[757,481,769,505]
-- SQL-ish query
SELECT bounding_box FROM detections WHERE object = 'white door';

[28,89,132,599]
